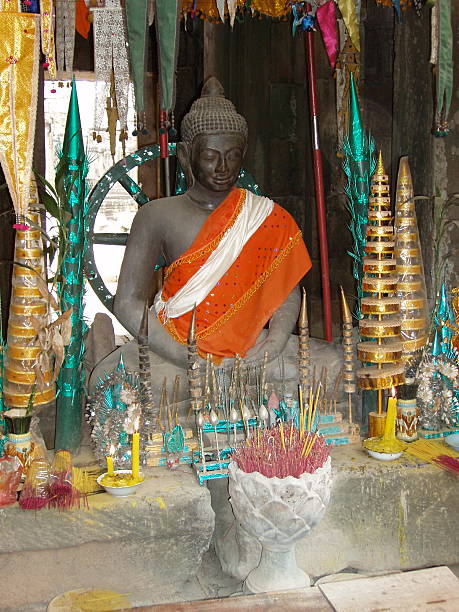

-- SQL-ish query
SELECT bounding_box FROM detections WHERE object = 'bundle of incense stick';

[404,439,459,474]
[299,379,322,435]
[232,424,330,479]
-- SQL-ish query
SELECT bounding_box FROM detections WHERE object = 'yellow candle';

[383,390,397,441]
[106,444,115,475]
[132,418,140,482]
[106,455,114,476]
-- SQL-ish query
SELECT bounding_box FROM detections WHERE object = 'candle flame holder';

[96,470,145,497]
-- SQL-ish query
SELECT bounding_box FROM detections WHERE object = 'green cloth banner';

[126,0,149,114]
[437,0,453,119]
[155,0,180,111]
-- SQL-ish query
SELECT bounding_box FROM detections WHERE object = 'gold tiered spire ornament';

[298,288,311,396]
[339,287,356,425]
[187,306,202,415]
[394,157,428,379]
[357,153,405,414]
[4,185,55,407]
[137,300,157,435]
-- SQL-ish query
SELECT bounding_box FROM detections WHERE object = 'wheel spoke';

[117,174,150,205]
[92,233,128,246]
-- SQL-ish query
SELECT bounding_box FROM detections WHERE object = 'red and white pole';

[304,13,333,342]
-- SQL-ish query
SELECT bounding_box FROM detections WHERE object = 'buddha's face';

[190,133,246,193]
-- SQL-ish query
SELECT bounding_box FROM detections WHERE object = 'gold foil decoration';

[0,11,40,222]
[357,152,405,399]
[5,201,56,409]
[394,157,428,378]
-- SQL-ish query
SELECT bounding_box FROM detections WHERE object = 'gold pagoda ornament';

[4,185,56,408]
[394,157,428,380]
[357,153,405,410]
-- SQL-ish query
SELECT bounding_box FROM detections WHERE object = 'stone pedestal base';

[244,547,310,594]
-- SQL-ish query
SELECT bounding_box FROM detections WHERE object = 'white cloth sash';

[154,190,274,320]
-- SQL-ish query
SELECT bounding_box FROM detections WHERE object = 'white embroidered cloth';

[154,190,274,320]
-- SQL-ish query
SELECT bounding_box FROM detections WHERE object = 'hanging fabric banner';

[125,0,148,127]
[92,0,130,133]
[435,0,453,136]
[228,0,237,27]
[55,0,76,73]
[336,0,360,52]
[40,0,56,78]
[181,0,290,20]
[0,1,21,11]
[75,0,90,39]
[316,0,338,69]
[0,11,40,225]
[155,0,180,111]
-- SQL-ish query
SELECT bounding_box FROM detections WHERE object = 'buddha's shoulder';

[134,194,191,219]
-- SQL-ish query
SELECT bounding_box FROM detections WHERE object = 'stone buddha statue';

[89,78,341,403]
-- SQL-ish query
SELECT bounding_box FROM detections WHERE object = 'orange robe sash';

[158,188,312,358]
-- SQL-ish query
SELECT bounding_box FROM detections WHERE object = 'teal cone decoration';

[55,78,88,451]
[342,73,376,319]
[435,283,455,353]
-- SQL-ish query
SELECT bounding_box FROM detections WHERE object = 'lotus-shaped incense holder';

[228,456,332,593]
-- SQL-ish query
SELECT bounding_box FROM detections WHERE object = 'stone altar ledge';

[0,468,214,611]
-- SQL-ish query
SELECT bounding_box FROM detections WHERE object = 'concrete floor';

[16,547,459,611]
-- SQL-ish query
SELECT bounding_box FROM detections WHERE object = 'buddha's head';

[178,78,248,193]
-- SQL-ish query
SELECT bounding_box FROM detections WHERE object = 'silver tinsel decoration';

[87,357,151,469]
[416,349,459,431]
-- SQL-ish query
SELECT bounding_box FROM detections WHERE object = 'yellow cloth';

[182,0,290,20]
[40,0,57,78]
[336,0,360,52]
[0,12,40,220]
[0,1,20,11]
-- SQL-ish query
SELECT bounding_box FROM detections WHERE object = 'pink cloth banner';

[317,0,338,69]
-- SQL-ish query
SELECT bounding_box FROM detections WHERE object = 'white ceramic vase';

[228,456,332,594]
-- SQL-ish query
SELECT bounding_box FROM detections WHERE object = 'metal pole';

[304,23,333,342]
[159,109,171,197]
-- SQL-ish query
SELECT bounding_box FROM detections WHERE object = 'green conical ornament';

[436,282,454,351]
[342,73,376,319]
[55,77,88,452]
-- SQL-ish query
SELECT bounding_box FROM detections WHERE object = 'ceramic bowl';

[367,449,403,462]
[96,470,144,497]
[444,433,459,451]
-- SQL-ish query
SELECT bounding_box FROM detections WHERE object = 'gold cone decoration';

[394,157,428,378]
[298,288,311,395]
[4,185,56,407]
[357,153,405,397]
